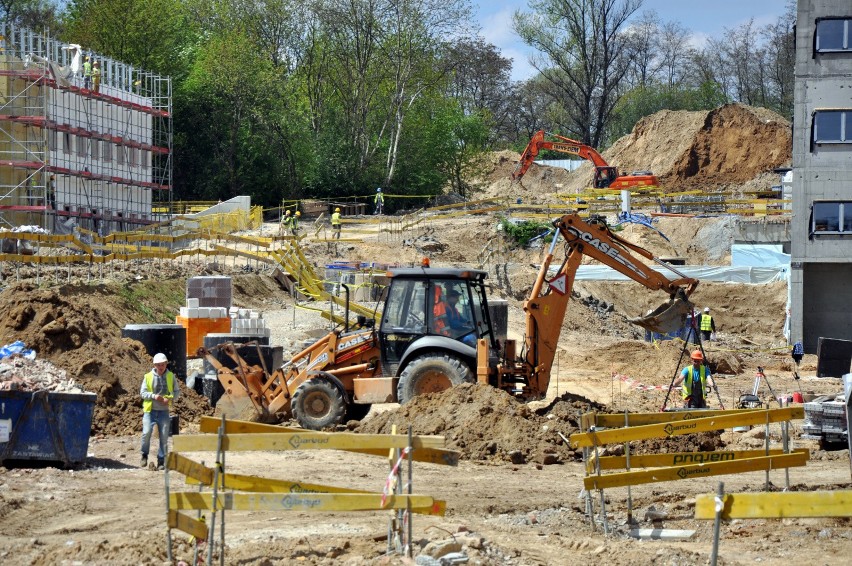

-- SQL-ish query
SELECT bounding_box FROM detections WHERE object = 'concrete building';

[0,24,171,234]
[791,0,852,352]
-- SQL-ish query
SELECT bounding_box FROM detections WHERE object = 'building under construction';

[0,24,171,235]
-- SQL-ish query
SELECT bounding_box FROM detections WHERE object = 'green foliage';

[500,217,553,247]
[62,0,195,78]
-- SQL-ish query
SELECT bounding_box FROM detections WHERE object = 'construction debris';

[0,355,87,393]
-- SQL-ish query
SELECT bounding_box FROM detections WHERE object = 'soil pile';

[0,282,209,435]
[358,383,605,464]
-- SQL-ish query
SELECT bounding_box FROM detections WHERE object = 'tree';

[62,0,193,78]
[443,37,513,142]
[623,9,659,88]
[514,0,643,147]
[0,0,61,30]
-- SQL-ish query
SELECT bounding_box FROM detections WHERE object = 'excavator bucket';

[628,291,694,335]
[213,387,266,422]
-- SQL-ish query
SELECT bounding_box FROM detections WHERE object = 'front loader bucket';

[628,292,694,335]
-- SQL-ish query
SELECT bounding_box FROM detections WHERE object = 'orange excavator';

[512,130,658,190]
[202,214,696,429]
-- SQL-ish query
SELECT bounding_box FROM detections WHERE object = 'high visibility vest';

[143,370,175,412]
[375,193,384,204]
[682,365,707,399]
[83,61,91,76]
[331,212,341,226]
[700,314,713,331]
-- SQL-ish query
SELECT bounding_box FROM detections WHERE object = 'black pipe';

[342,283,350,332]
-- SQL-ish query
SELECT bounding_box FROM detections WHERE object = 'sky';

[477,0,790,81]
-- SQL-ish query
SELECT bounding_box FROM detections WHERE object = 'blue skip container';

[0,390,97,467]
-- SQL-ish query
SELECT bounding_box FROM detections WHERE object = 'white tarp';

[553,264,789,284]
[732,244,790,267]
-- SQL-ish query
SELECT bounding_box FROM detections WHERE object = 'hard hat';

[690,350,704,361]
[285,209,290,215]
[335,207,341,212]
[153,353,168,364]
[295,211,301,216]
[704,307,710,313]
[85,56,89,60]
[376,187,382,192]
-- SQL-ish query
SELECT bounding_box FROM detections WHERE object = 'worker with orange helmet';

[672,350,715,408]
[331,207,342,239]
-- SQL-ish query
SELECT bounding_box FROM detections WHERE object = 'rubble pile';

[0,356,87,393]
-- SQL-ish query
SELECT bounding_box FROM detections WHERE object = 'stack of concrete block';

[179,298,229,319]
[187,276,232,309]
[230,307,271,338]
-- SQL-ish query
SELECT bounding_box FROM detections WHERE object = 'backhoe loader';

[202,214,698,429]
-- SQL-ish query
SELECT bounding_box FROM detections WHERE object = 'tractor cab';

[378,267,496,377]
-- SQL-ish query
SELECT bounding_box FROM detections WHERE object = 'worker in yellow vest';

[699,307,716,341]
[92,61,101,93]
[331,207,342,239]
[291,210,301,235]
[82,56,91,89]
[374,187,384,215]
[672,350,715,408]
[139,353,179,470]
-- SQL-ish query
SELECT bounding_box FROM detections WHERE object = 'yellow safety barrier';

[695,489,852,520]
[165,417,453,562]
[570,407,804,448]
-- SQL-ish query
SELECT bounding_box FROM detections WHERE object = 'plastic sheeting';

[731,244,790,267]
[562,264,789,284]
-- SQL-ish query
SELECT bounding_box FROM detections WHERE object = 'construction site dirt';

[1,103,851,565]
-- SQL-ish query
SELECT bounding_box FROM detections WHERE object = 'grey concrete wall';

[732,218,790,245]
[802,263,852,353]
[790,0,852,346]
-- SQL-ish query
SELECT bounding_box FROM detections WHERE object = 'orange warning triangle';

[548,274,567,295]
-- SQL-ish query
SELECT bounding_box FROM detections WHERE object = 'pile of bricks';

[230,307,271,338]
[0,356,86,393]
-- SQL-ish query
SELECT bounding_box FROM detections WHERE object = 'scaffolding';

[0,23,172,234]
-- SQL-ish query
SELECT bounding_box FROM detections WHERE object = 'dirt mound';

[0,282,209,435]
[667,104,791,187]
[357,383,605,464]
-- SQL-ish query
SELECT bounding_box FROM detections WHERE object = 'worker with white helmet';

[331,207,342,239]
[139,352,179,470]
[374,187,384,215]
[699,307,716,342]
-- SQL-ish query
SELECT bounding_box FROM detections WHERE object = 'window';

[813,110,852,143]
[63,132,71,155]
[91,139,99,160]
[816,18,852,52]
[116,145,125,165]
[141,150,149,170]
[130,147,138,167]
[381,279,426,333]
[76,135,86,156]
[812,201,852,233]
[102,141,112,162]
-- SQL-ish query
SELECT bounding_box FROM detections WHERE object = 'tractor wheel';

[396,353,473,404]
[345,402,372,422]
[291,375,346,430]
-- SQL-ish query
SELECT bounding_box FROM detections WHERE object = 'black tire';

[345,402,372,422]
[291,375,346,430]
[396,353,473,404]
